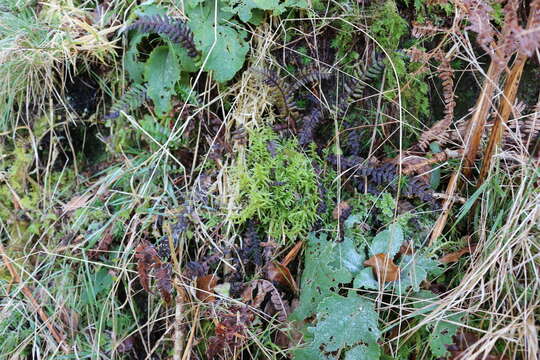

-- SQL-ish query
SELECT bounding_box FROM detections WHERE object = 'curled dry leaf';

[398,241,415,255]
[242,279,273,308]
[332,201,351,220]
[439,245,477,264]
[265,262,298,294]
[62,193,92,213]
[135,241,162,293]
[196,274,218,303]
[364,253,400,282]
[281,240,303,267]
[155,263,173,304]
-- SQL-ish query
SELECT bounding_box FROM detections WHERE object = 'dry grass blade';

[0,242,70,353]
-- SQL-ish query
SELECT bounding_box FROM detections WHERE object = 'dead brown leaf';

[439,244,477,264]
[364,253,400,282]
[134,241,162,293]
[398,241,415,255]
[332,201,351,220]
[281,241,303,267]
[196,274,218,303]
[62,193,92,213]
[265,262,298,294]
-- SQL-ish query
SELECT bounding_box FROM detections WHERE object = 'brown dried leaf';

[196,274,218,303]
[281,240,303,267]
[265,262,298,294]
[398,241,415,255]
[62,193,92,213]
[439,244,477,264]
[135,241,162,293]
[332,201,351,220]
[364,253,400,282]
[155,263,173,304]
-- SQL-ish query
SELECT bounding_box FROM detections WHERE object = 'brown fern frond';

[418,56,455,150]
[463,0,496,55]
[503,104,540,153]
[411,21,448,38]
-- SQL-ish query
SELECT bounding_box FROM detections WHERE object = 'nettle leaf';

[369,223,404,258]
[394,254,440,293]
[411,291,462,357]
[353,267,380,290]
[336,236,365,275]
[186,0,249,82]
[223,0,307,24]
[344,343,381,360]
[292,233,353,321]
[144,45,181,116]
[295,294,381,360]
[428,313,463,357]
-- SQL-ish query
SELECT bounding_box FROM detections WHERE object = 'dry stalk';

[0,242,70,353]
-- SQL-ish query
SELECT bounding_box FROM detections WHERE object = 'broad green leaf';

[345,343,381,360]
[125,32,147,83]
[353,267,380,290]
[170,42,198,73]
[369,223,404,257]
[144,46,181,116]
[295,294,381,359]
[394,254,440,293]
[186,0,249,82]
[292,233,353,321]
[428,313,463,357]
[223,0,307,24]
[337,236,365,275]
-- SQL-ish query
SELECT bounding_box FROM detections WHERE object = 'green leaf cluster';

[293,222,442,359]
[295,294,381,360]
[234,127,319,241]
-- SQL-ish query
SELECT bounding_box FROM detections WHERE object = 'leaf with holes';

[294,294,381,360]
[186,0,249,82]
[428,313,463,357]
[144,45,181,116]
[291,233,353,321]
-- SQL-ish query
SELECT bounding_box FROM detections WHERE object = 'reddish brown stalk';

[462,62,503,178]
[478,1,540,185]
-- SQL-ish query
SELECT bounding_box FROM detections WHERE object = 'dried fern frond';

[251,67,299,119]
[125,15,198,57]
[105,83,148,119]
[503,104,540,154]
[411,21,448,38]
[418,56,455,150]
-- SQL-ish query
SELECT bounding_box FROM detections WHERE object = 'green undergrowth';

[233,127,319,242]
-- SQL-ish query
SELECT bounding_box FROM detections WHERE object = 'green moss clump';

[234,127,319,242]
